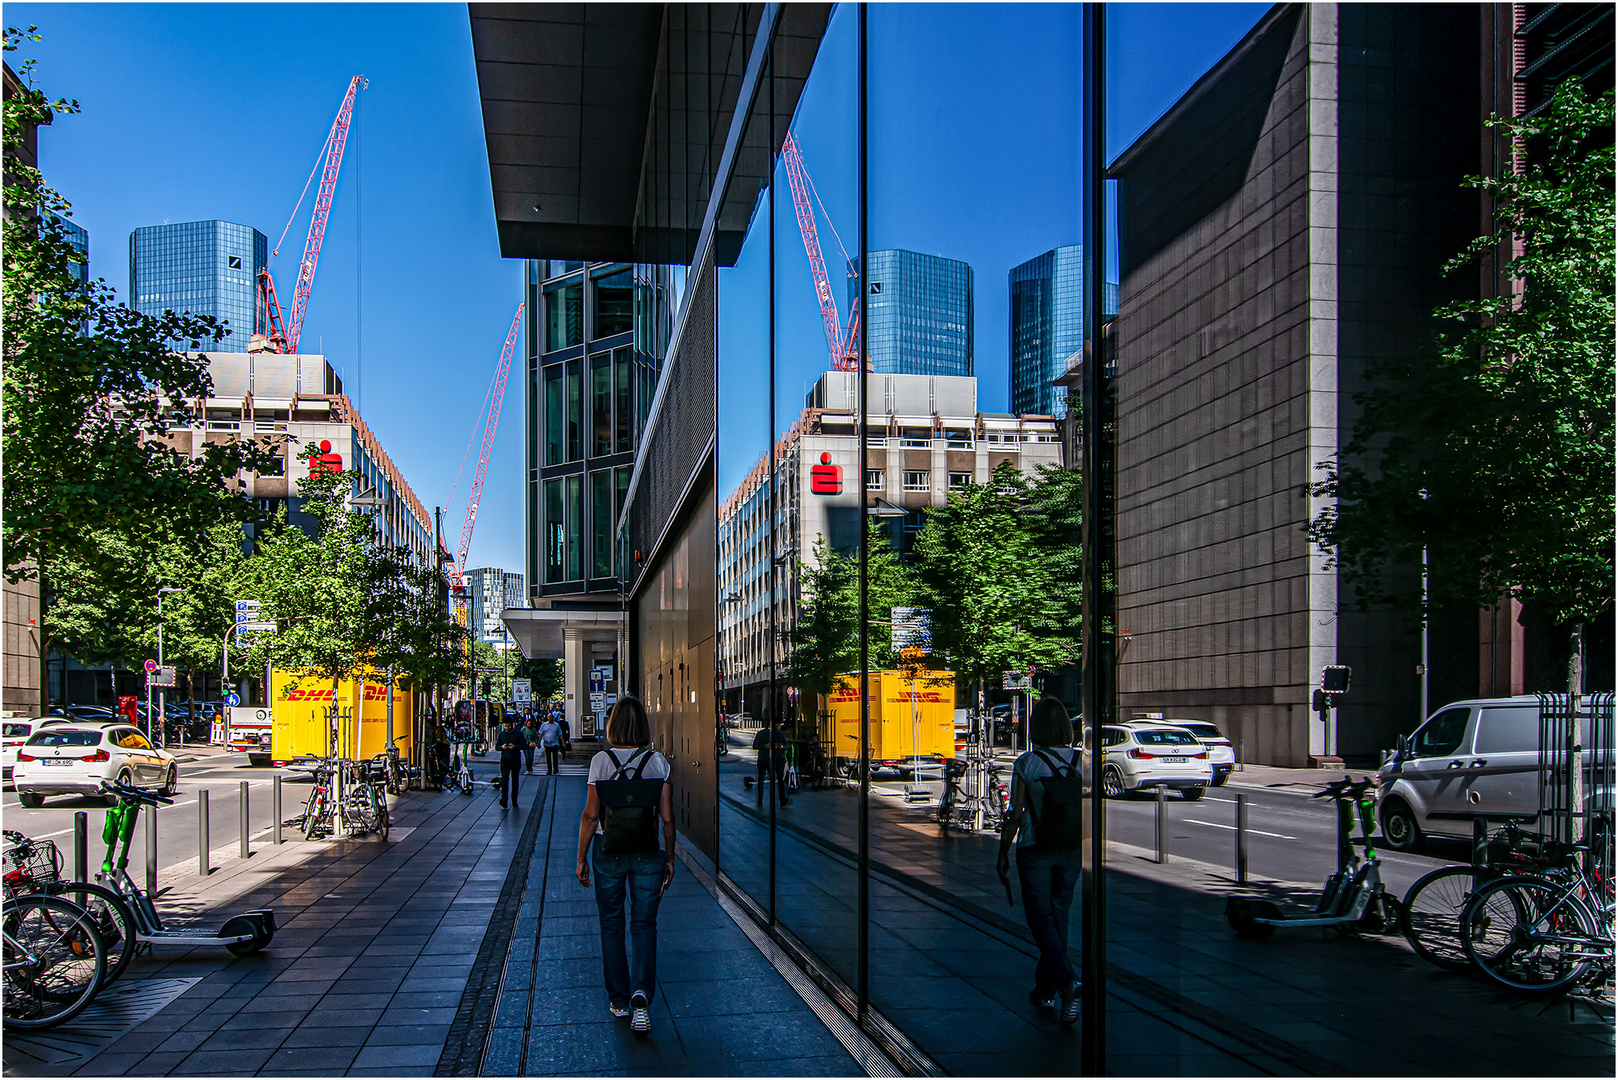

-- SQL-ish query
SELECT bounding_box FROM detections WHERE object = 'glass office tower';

[1009,244,1117,417]
[854,248,973,376]
[129,220,267,352]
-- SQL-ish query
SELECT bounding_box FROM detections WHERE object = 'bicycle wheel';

[1461,874,1597,994]
[56,883,137,989]
[1401,865,1490,971]
[3,895,106,1030]
[371,786,389,841]
[303,792,327,841]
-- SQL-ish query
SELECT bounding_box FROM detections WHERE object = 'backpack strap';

[604,747,624,777]
[605,747,651,780]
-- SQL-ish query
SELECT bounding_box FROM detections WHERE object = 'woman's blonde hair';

[606,695,651,747]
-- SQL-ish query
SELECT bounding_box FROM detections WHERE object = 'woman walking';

[576,696,674,1034]
[996,696,1085,1025]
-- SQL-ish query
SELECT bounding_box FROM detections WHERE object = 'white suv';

[1164,720,1236,786]
[13,723,178,808]
[1100,722,1213,800]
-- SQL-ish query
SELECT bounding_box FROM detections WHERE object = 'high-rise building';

[129,220,266,352]
[854,249,973,377]
[1008,245,1118,417]
[467,567,527,646]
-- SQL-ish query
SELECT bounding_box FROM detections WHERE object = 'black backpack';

[1028,748,1084,851]
[596,748,664,855]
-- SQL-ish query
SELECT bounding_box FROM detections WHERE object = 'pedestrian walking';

[996,696,1085,1025]
[538,714,564,775]
[523,718,538,774]
[496,715,528,809]
[576,696,673,1035]
[752,726,790,808]
[557,713,573,753]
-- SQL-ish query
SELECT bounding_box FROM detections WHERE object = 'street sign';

[148,666,178,688]
[511,678,532,704]
[143,659,158,674]
[605,693,618,708]
[1002,671,1032,691]
[236,621,278,634]
[590,691,606,712]
[1321,665,1352,694]
[891,607,932,653]
[224,692,241,708]
[234,600,261,613]
[589,673,605,693]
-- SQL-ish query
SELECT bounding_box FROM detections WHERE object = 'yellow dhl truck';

[270,669,412,767]
[821,669,956,778]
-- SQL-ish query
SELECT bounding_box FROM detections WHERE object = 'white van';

[1376,694,1612,851]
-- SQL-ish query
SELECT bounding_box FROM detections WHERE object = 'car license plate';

[1162,756,1187,763]
[40,758,73,766]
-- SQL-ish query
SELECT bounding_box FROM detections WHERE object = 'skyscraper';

[129,220,266,352]
[467,567,528,645]
[854,249,973,377]
[1008,245,1118,417]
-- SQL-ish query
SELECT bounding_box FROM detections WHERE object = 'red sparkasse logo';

[811,452,842,495]
[308,439,343,474]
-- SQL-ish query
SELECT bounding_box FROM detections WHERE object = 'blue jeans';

[592,836,665,1006]
[1016,846,1082,995]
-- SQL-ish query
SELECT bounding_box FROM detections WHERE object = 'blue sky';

[9,2,1264,572]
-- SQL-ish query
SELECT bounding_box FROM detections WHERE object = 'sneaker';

[630,990,650,1034]
[608,1002,631,1019]
[1029,988,1058,1011]
[1060,981,1081,1026]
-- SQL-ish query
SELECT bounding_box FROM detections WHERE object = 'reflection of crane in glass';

[781,133,861,371]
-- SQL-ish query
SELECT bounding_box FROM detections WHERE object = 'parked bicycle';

[3,830,136,989]
[3,892,105,1030]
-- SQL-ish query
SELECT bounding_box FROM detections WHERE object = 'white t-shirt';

[1011,746,1083,847]
[587,746,671,837]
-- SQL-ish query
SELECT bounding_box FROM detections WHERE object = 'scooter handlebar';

[100,779,175,806]
[1312,775,1375,800]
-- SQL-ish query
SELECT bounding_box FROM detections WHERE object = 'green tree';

[914,462,1080,695]
[366,540,470,712]
[142,518,251,721]
[515,655,563,704]
[39,526,160,703]
[1309,83,1614,691]
[3,28,271,586]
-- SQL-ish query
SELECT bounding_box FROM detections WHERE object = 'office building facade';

[855,249,973,377]
[466,567,526,646]
[129,220,266,352]
[1008,244,1119,417]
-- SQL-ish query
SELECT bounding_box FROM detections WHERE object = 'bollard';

[1238,739,1245,772]
[198,788,210,876]
[73,812,87,883]
[145,807,157,895]
[1472,816,1488,870]
[239,781,250,859]
[1155,784,1168,864]
[273,775,283,845]
[1235,793,1249,883]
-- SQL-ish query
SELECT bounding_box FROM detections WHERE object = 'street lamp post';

[157,587,183,747]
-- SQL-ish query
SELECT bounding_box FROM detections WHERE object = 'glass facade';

[128,220,266,352]
[1008,245,1118,417]
[855,248,974,376]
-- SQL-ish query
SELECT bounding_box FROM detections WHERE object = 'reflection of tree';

[1309,84,1614,692]
[914,462,1081,697]
[782,522,916,727]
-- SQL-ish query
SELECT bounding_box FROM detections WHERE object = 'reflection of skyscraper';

[129,220,266,352]
[853,249,973,377]
[1009,245,1118,417]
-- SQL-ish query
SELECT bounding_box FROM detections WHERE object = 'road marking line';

[1184,818,1297,840]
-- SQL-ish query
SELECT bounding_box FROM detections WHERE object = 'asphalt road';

[4,745,317,881]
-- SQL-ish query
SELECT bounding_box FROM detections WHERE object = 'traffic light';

[482,677,492,698]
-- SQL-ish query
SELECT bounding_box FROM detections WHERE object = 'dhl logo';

[280,687,336,702]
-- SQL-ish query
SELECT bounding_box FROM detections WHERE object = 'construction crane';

[449,303,525,589]
[781,132,861,371]
[256,74,367,354]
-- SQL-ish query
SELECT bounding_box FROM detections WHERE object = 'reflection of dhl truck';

[270,669,412,767]
[822,670,956,778]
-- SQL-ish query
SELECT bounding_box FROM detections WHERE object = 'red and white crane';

[256,74,367,354]
[781,132,861,371]
[448,303,525,588]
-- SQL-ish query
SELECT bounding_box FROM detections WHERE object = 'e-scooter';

[1226,776,1401,939]
[96,780,276,955]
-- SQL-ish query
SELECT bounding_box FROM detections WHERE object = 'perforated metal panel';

[626,256,716,584]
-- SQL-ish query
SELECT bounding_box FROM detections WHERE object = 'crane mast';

[782,133,860,371]
[453,303,525,587]
[257,74,366,354]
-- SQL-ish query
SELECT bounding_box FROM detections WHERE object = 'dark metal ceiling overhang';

[470,3,830,266]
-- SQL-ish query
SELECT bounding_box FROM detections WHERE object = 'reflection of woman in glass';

[996,697,1084,1024]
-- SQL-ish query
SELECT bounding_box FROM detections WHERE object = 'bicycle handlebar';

[100,779,175,806]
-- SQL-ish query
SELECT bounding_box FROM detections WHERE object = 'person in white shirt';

[996,697,1085,1025]
[576,696,674,1035]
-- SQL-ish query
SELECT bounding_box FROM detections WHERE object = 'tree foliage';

[2,28,272,586]
[1308,84,1614,658]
